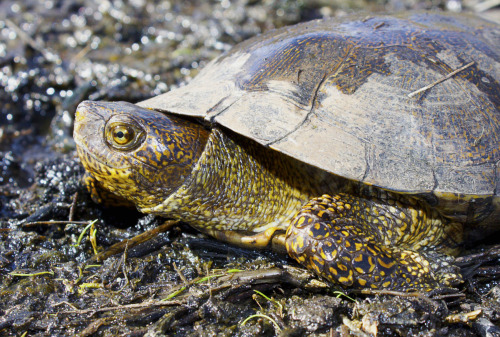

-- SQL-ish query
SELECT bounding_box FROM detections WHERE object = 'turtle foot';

[285,194,461,291]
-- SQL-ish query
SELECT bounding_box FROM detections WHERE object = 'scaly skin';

[74,100,462,290]
[149,128,337,235]
[286,194,462,290]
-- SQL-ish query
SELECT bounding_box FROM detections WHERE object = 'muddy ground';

[1,0,500,336]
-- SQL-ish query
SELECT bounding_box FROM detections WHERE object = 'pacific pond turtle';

[73,12,500,291]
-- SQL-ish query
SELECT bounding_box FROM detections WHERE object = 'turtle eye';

[112,125,134,145]
[106,122,144,150]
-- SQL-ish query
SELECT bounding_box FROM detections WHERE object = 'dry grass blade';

[87,220,178,262]
[407,61,475,98]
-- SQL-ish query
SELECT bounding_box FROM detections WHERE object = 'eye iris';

[113,127,134,145]
[106,121,144,150]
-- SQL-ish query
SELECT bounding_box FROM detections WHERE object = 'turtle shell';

[139,12,500,199]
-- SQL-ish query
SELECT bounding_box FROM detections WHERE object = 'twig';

[53,301,79,310]
[431,292,466,301]
[407,61,475,98]
[118,242,131,290]
[22,220,91,227]
[357,289,439,306]
[173,262,189,285]
[54,299,182,315]
[455,243,500,265]
[69,192,78,222]
[87,220,179,262]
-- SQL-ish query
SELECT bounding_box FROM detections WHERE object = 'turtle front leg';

[83,173,136,208]
[285,194,462,290]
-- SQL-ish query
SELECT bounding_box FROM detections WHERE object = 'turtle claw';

[419,249,463,288]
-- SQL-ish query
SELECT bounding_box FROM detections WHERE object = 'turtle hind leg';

[285,194,462,291]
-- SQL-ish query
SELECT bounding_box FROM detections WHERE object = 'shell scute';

[139,13,500,197]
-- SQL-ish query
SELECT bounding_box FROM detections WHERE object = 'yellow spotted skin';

[285,194,462,290]
[147,128,337,235]
[74,101,209,211]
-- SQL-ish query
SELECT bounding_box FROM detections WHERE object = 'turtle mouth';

[76,143,129,170]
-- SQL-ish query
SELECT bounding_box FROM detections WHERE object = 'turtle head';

[74,100,209,211]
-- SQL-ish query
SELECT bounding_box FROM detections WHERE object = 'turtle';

[73,12,500,291]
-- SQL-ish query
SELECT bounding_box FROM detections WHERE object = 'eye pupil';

[113,128,130,144]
